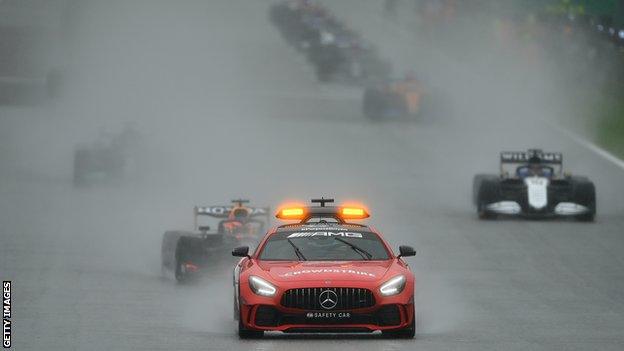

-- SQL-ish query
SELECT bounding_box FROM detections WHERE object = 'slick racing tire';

[161,231,184,278]
[238,310,264,339]
[570,177,596,222]
[474,174,501,220]
[472,174,491,205]
[382,305,415,339]
[174,236,201,283]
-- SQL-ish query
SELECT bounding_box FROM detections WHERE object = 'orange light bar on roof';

[340,207,369,219]
[276,207,306,220]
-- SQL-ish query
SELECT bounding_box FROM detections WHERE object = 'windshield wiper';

[287,238,307,261]
[333,237,373,260]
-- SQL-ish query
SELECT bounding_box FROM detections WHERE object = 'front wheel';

[474,175,501,220]
[382,305,415,339]
[571,178,596,222]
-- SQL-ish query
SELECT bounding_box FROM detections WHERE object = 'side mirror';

[397,245,416,258]
[198,225,210,232]
[232,246,250,258]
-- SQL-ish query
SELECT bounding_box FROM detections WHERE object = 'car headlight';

[379,275,406,296]
[248,276,277,297]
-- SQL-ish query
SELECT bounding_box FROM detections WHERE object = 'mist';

[2,0,624,350]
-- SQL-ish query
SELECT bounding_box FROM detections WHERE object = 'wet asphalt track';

[1,0,624,350]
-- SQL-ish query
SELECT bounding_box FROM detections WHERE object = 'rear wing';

[500,150,563,178]
[193,205,271,230]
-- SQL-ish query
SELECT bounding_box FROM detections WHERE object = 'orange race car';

[363,73,425,119]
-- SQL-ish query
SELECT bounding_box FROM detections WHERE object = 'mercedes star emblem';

[319,289,338,310]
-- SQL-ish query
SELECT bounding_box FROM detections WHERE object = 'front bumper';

[240,303,414,333]
[239,283,415,333]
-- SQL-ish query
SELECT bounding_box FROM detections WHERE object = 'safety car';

[232,198,417,338]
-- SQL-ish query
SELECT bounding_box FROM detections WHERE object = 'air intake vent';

[281,287,375,310]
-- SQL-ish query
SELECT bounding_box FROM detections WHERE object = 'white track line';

[550,124,624,171]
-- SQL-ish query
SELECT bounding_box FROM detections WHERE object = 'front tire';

[174,238,194,283]
[473,174,501,220]
[570,177,596,222]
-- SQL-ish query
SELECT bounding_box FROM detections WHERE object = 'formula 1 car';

[363,75,425,119]
[73,126,141,186]
[269,1,392,84]
[0,6,66,104]
[473,149,596,221]
[310,38,392,84]
[270,0,328,50]
[232,198,417,338]
[161,200,270,282]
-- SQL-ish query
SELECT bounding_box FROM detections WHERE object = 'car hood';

[257,260,393,282]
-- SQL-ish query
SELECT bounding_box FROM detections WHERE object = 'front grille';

[281,287,375,310]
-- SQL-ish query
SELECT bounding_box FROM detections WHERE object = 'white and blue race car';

[473,149,596,221]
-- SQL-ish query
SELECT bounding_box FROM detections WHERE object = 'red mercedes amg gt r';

[232,198,417,338]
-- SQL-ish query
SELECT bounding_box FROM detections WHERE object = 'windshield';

[258,229,390,261]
